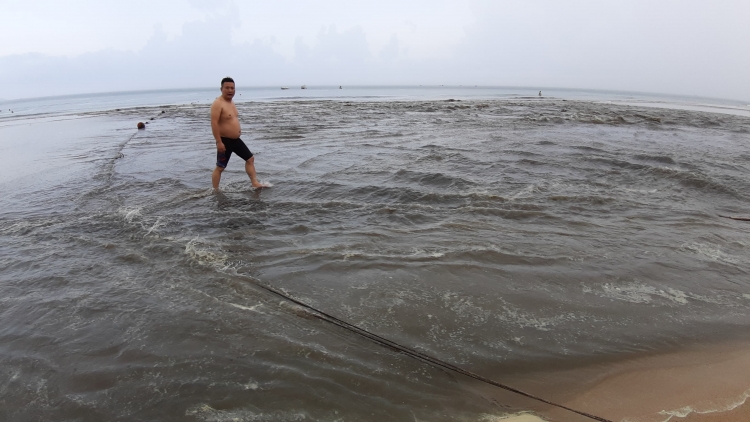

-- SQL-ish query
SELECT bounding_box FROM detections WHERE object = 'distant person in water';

[539,91,542,97]
[211,77,268,189]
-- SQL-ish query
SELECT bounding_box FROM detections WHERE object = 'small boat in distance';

[301,85,307,89]
[280,87,289,90]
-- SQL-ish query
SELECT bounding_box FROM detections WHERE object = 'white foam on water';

[409,247,446,258]
[680,242,739,265]
[144,216,166,236]
[227,302,263,313]
[243,380,259,390]
[181,188,215,201]
[207,379,261,391]
[622,187,658,194]
[595,282,690,305]
[118,206,143,223]
[480,413,547,422]
[184,237,228,269]
[0,219,61,235]
[600,282,653,304]
[590,281,748,306]
[498,307,571,331]
[184,286,267,317]
[333,247,445,260]
[442,291,491,325]
[658,387,750,422]
[655,165,683,174]
[185,404,307,422]
[277,299,320,319]
[217,181,272,193]
[439,291,569,331]
[0,369,21,399]
[509,184,540,200]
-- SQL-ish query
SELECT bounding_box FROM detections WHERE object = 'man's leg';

[212,166,224,189]
[213,146,230,190]
[232,139,267,188]
[244,157,264,188]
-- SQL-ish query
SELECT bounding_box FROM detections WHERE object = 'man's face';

[221,82,235,99]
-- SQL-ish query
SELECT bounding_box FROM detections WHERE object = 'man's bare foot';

[251,182,272,189]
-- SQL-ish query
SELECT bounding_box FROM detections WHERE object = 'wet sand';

[473,339,750,421]
[568,342,750,421]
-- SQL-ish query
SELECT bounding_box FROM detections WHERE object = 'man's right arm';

[210,101,225,153]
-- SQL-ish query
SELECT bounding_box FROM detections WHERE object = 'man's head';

[220,77,235,100]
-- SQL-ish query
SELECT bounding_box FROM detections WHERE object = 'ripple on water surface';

[1,99,749,421]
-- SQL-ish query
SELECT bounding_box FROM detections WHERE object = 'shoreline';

[566,339,750,421]
[608,100,750,118]
[468,338,750,421]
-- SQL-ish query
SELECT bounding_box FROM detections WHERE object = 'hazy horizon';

[2,1,748,101]
[3,84,749,105]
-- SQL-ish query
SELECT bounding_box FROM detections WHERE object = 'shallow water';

[1,96,749,421]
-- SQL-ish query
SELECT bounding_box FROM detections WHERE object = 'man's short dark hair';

[221,77,234,87]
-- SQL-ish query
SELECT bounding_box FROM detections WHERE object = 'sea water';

[1,87,749,421]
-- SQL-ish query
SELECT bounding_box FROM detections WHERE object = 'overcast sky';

[1,0,748,100]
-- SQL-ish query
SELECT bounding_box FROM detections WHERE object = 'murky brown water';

[1,98,749,421]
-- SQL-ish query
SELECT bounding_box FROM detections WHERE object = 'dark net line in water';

[241,275,613,422]
[101,130,139,182]
[718,214,750,222]
[108,105,614,420]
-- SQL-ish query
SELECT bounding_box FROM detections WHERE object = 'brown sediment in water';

[474,340,750,422]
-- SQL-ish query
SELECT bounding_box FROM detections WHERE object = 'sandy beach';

[471,339,750,421]
[564,342,750,421]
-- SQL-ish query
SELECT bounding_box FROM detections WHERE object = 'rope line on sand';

[244,278,613,422]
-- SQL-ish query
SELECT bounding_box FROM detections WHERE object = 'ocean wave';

[391,169,477,189]
[658,388,750,422]
[186,404,307,422]
[680,242,741,265]
[647,166,739,195]
[184,237,230,269]
[583,281,739,307]
[633,153,677,165]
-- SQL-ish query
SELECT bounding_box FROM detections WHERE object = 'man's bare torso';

[213,97,241,139]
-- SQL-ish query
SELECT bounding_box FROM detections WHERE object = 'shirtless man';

[211,77,267,189]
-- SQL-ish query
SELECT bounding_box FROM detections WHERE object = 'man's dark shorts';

[216,137,253,168]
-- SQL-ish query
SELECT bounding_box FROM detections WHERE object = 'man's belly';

[219,122,241,139]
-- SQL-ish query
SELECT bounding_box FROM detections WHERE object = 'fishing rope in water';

[245,278,613,422]
[119,107,611,421]
[718,214,750,222]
